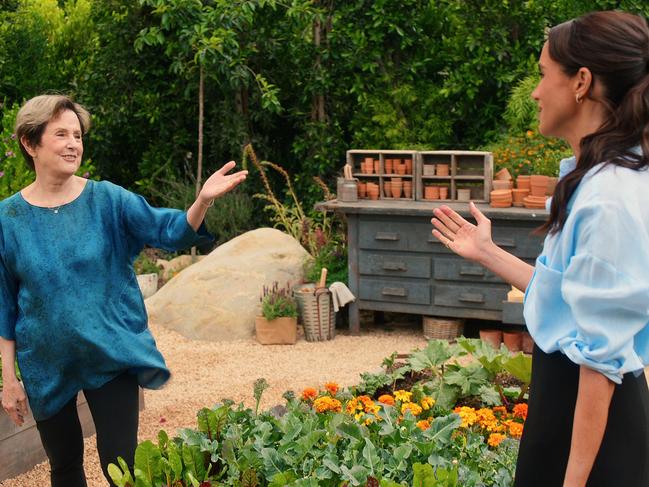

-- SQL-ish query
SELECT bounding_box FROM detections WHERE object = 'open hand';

[198,161,248,202]
[431,202,494,263]
[1,380,28,426]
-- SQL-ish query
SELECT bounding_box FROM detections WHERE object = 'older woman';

[432,10,649,487]
[0,94,247,486]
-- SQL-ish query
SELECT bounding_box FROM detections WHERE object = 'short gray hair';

[15,95,91,170]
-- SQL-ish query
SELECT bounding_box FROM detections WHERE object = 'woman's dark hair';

[540,10,649,235]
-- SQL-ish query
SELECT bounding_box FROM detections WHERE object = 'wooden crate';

[346,149,418,202]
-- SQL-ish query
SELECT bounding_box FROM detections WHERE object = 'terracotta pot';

[357,182,367,198]
[495,168,512,181]
[436,164,450,177]
[374,159,380,174]
[255,316,298,345]
[396,164,406,175]
[391,182,403,198]
[367,188,379,200]
[365,161,374,174]
[403,181,412,198]
[479,329,502,349]
[492,180,512,191]
[425,185,440,200]
[517,175,531,190]
[404,158,413,175]
[546,176,558,195]
[512,188,529,207]
[521,331,535,354]
[385,159,393,174]
[503,331,522,352]
[391,177,402,184]
[383,181,392,197]
[439,187,449,199]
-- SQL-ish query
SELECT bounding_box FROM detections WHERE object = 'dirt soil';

[1,319,427,487]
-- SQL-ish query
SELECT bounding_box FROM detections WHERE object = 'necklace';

[50,205,62,214]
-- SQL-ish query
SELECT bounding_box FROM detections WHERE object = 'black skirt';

[514,345,649,487]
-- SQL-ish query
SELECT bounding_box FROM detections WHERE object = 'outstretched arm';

[0,338,27,426]
[431,202,535,291]
[187,161,248,231]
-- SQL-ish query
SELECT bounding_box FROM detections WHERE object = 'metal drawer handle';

[459,265,485,277]
[375,232,400,241]
[382,287,407,297]
[459,293,485,304]
[494,238,516,248]
[383,262,407,272]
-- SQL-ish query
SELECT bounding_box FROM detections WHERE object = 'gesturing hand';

[431,202,494,263]
[199,161,248,203]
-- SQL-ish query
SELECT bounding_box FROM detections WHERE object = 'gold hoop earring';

[575,94,582,104]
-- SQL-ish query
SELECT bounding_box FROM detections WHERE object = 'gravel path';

[1,320,427,486]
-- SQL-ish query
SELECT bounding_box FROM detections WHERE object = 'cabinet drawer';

[359,220,431,252]
[490,226,543,259]
[433,258,503,283]
[360,252,431,278]
[433,284,508,310]
[360,278,431,305]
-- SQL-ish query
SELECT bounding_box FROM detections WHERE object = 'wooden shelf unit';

[347,149,419,201]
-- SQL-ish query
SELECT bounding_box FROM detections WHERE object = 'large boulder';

[145,227,311,341]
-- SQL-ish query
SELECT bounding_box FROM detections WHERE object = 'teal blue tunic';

[0,180,213,420]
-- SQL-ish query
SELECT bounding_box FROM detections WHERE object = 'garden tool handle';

[318,268,328,289]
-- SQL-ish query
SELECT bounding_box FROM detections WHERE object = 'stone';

[145,228,311,341]
[156,254,205,280]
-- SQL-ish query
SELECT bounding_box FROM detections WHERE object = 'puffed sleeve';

[120,187,214,253]
[0,250,18,340]
[558,201,649,383]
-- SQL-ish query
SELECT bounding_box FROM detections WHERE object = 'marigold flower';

[454,406,478,428]
[302,387,317,401]
[492,406,507,416]
[324,382,339,396]
[526,130,534,137]
[512,403,528,420]
[506,421,524,438]
[378,394,395,405]
[416,419,431,431]
[313,396,342,413]
[394,390,412,402]
[401,402,423,416]
[488,433,507,447]
[421,396,435,410]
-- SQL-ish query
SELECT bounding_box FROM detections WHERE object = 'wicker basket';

[293,284,335,342]
[423,316,464,341]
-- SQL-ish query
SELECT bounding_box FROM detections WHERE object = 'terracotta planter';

[503,331,522,352]
[546,176,558,195]
[367,188,379,200]
[512,188,529,207]
[521,331,535,354]
[516,175,531,190]
[383,181,392,197]
[373,160,380,174]
[492,180,513,191]
[385,159,393,174]
[479,329,502,349]
[357,182,367,198]
[436,164,450,177]
[530,175,548,197]
[395,164,406,175]
[404,159,413,175]
[495,168,512,181]
[391,182,403,199]
[403,181,412,199]
[439,187,449,199]
[255,316,297,345]
[425,185,440,200]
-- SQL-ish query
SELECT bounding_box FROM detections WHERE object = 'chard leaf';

[182,444,206,481]
[134,440,162,483]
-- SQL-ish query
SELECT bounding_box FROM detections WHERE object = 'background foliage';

[1,0,647,230]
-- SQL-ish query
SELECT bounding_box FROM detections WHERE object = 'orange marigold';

[401,402,423,416]
[488,433,507,447]
[492,406,507,416]
[512,403,528,420]
[313,396,342,413]
[324,382,339,396]
[416,419,431,431]
[378,394,395,406]
[302,387,317,401]
[507,421,524,438]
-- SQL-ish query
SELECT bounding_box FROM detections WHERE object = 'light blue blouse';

[524,153,649,383]
[0,180,213,420]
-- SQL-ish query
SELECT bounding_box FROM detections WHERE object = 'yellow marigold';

[401,402,423,416]
[313,396,342,413]
[512,403,528,421]
[488,433,507,447]
[324,382,339,396]
[526,130,534,137]
[476,408,500,432]
[453,406,478,428]
[302,387,317,401]
[378,394,395,406]
[346,398,362,414]
[355,412,364,421]
[364,418,374,426]
[416,419,431,431]
[421,397,435,410]
[394,390,412,402]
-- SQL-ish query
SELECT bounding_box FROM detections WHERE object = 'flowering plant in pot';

[256,282,298,345]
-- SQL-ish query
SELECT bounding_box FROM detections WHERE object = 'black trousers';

[515,345,649,486]
[35,372,140,487]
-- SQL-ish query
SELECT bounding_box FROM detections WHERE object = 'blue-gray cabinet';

[317,200,548,334]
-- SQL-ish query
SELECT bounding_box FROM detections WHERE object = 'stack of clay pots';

[490,168,513,207]
[366,182,379,200]
[424,185,449,200]
[436,163,450,176]
[357,181,367,198]
[361,157,377,174]
[512,175,530,207]
[523,175,549,209]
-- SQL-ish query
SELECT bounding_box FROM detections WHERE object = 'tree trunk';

[191,66,205,262]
